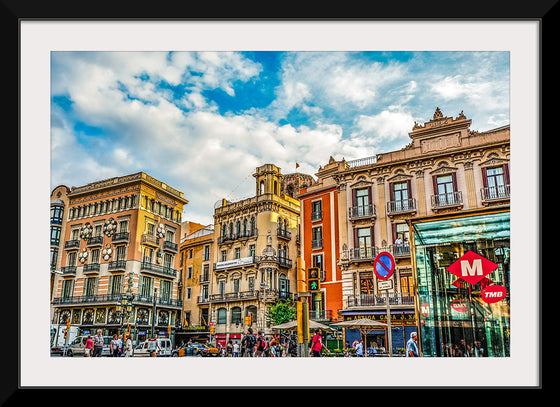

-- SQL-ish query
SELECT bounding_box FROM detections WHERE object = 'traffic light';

[308,267,320,292]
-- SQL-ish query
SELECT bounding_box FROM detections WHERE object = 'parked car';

[171,343,197,357]
[133,338,173,357]
[65,335,112,357]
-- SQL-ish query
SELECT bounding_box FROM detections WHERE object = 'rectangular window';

[311,200,322,221]
[139,276,154,298]
[219,280,225,295]
[203,245,210,261]
[90,248,100,263]
[221,250,227,262]
[187,266,193,279]
[233,278,240,293]
[160,280,172,300]
[50,226,61,245]
[248,276,255,291]
[235,247,241,259]
[249,244,255,258]
[312,254,324,271]
[312,226,323,249]
[355,188,371,216]
[393,182,410,210]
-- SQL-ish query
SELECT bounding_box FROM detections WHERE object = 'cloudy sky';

[50,51,509,225]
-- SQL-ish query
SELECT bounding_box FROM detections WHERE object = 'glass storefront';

[412,211,510,357]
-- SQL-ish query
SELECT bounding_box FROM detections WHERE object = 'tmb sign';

[446,251,498,286]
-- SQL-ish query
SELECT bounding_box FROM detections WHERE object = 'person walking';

[232,341,239,357]
[406,332,419,357]
[110,334,120,357]
[92,329,104,357]
[84,335,93,357]
[310,329,329,357]
[124,334,133,357]
[148,334,160,357]
[242,328,256,357]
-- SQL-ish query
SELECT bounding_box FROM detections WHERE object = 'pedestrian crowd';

[218,327,298,357]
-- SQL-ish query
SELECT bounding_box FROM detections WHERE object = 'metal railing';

[349,204,376,220]
[431,191,463,208]
[347,293,415,307]
[387,198,416,214]
[140,261,177,278]
[481,184,510,201]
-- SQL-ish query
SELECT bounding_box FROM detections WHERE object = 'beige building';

[50,172,188,342]
[309,108,510,353]
[210,164,303,346]
[176,222,215,343]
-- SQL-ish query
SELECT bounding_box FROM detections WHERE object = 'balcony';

[52,293,122,306]
[481,185,510,204]
[163,240,178,253]
[389,244,410,258]
[142,233,159,247]
[87,235,104,247]
[140,261,177,279]
[60,266,77,276]
[348,204,376,221]
[309,309,333,322]
[218,229,258,245]
[431,191,463,210]
[278,256,293,268]
[112,232,130,243]
[64,240,80,250]
[311,210,322,222]
[387,198,416,217]
[347,293,415,308]
[108,260,127,272]
[82,263,100,275]
[312,238,323,250]
[349,246,377,262]
[277,228,292,241]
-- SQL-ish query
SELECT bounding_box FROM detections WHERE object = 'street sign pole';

[374,252,395,357]
[385,287,393,357]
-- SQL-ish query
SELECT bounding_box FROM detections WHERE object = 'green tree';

[265,299,297,325]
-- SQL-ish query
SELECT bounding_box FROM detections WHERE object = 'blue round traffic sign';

[373,251,395,280]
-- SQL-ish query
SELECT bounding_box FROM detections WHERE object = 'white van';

[66,335,112,357]
[133,338,173,357]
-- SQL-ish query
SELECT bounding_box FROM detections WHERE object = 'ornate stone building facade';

[302,108,510,354]
[210,164,304,345]
[50,172,188,342]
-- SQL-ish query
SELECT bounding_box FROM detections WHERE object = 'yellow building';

[51,172,188,343]
[211,164,302,346]
[176,223,215,344]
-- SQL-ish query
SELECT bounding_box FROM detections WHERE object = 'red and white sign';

[420,302,430,318]
[446,251,498,286]
[450,300,468,313]
[480,285,507,303]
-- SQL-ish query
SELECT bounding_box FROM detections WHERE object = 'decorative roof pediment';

[479,154,509,168]
[429,162,459,175]
[350,175,373,189]
[386,171,413,183]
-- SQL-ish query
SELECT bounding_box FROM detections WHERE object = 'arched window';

[217,308,227,324]
[231,307,242,324]
[236,221,241,237]
[250,217,256,235]
[260,180,265,195]
[243,219,248,235]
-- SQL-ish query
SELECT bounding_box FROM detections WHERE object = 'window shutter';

[481,167,488,189]
[389,182,395,201]
[406,179,412,195]
[432,175,438,195]
[353,228,359,248]
[451,172,458,192]
[367,186,372,205]
[392,223,397,243]
[503,163,510,185]
[352,188,357,207]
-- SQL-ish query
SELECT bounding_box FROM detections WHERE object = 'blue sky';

[50,51,509,225]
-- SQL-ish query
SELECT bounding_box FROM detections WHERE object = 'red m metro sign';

[446,251,498,286]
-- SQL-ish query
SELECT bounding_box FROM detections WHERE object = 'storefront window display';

[412,211,510,357]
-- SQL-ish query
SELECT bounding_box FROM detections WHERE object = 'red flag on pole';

[296,163,300,169]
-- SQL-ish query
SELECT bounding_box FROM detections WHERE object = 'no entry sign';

[373,251,395,280]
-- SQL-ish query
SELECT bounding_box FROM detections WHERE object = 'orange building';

[298,157,345,323]
[51,172,188,343]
